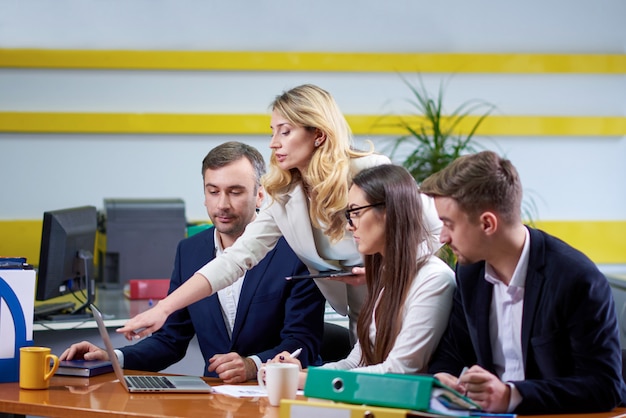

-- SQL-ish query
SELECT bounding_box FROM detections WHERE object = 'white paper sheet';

[212,384,304,398]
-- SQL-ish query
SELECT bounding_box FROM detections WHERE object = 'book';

[55,359,113,377]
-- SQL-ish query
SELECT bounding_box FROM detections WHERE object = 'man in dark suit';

[61,142,325,383]
[421,150,626,414]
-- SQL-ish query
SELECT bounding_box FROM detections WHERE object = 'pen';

[290,348,302,359]
[457,366,469,385]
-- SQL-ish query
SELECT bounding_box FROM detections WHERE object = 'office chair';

[320,322,353,363]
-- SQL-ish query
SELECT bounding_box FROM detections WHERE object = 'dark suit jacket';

[428,227,626,414]
[121,227,325,377]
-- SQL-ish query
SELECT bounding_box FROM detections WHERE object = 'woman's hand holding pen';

[268,348,307,390]
[269,348,303,370]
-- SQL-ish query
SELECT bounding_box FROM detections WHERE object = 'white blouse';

[320,255,455,374]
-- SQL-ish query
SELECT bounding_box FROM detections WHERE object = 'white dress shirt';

[214,230,262,371]
[215,229,246,338]
[484,227,530,411]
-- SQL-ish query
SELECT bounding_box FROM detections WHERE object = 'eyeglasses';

[344,202,385,228]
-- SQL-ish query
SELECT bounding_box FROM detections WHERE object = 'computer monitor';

[36,205,98,319]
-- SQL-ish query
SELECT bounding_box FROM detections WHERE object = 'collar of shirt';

[484,227,530,303]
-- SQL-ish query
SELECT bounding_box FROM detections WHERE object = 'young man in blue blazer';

[422,150,626,414]
[61,142,325,383]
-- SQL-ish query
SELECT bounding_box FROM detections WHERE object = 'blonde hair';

[264,84,371,242]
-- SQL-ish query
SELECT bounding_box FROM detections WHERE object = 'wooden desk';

[1,371,625,418]
[0,372,280,418]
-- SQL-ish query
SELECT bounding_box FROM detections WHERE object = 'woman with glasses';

[118,84,442,349]
[271,164,455,386]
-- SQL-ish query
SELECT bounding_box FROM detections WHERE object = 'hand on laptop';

[60,341,109,361]
[208,352,257,384]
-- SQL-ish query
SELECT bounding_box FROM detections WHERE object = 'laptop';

[90,304,213,393]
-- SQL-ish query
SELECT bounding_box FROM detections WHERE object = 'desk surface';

[1,371,626,418]
[0,372,278,418]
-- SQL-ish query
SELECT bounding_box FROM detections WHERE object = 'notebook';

[56,359,113,377]
[90,304,213,393]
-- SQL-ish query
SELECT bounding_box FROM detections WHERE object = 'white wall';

[1,0,624,52]
[0,0,624,222]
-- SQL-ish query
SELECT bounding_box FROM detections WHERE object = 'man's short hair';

[420,150,522,224]
[202,141,266,188]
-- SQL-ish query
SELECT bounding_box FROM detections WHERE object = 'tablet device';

[286,271,356,280]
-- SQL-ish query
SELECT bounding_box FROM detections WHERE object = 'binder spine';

[280,399,409,418]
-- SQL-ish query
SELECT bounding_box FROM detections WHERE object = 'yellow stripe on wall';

[353,115,626,137]
[1,49,624,74]
[0,221,104,268]
[534,221,626,264]
[1,112,625,136]
[1,220,625,265]
[0,220,42,265]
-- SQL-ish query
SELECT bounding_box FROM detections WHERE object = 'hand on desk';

[60,341,109,361]
[208,352,257,384]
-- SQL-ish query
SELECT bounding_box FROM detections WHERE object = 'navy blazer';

[428,227,626,414]
[121,227,325,377]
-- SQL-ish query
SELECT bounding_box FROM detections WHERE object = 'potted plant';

[384,75,494,184]
[380,75,539,266]
[381,75,494,266]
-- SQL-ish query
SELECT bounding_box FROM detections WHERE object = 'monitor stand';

[43,250,96,322]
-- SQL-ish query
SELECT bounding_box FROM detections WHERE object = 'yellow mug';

[19,347,60,390]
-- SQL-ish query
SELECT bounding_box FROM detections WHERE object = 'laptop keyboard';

[126,375,175,389]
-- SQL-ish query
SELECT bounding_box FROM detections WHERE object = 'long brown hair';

[352,164,431,365]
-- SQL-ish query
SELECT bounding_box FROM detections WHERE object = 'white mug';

[257,363,299,406]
